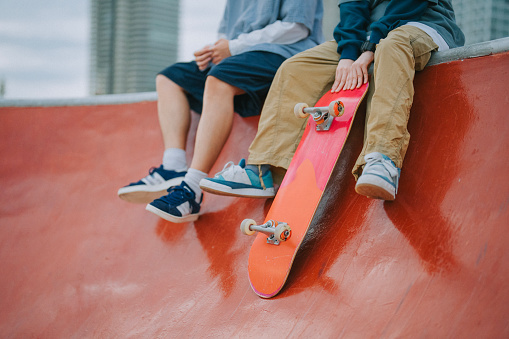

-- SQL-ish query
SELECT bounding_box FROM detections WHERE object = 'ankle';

[245,164,273,189]
[184,168,207,201]
[245,164,271,176]
[162,148,188,171]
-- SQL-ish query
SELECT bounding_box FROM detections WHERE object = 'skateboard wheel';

[240,219,257,236]
[329,100,344,117]
[294,103,308,119]
[274,223,291,242]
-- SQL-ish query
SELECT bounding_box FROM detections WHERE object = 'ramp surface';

[0,51,508,337]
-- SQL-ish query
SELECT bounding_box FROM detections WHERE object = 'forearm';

[229,21,309,56]
[333,1,370,61]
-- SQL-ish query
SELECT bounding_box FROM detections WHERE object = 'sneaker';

[145,181,202,223]
[118,165,186,204]
[199,159,275,198]
[355,152,400,200]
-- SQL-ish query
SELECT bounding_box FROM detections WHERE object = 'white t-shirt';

[219,21,309,56]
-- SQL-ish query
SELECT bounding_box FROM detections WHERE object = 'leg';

[189,76,245,173]
[145,77,244,223]
[156,74,191,150]
[118,65,203,204]
[200,42,342,199]
[190,51,286,174]
[353,25,439,199]
[117,74,190,204]
[147,52,288,219]
[248,41,340,170]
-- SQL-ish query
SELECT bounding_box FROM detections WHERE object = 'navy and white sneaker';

[355,152,400,201]
[199,159,275,198]
[118,165,186,204]
[146,181,201,223]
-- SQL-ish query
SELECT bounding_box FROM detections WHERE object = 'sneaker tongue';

[239,159,246,168]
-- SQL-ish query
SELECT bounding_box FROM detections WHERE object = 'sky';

[0,0,226,99]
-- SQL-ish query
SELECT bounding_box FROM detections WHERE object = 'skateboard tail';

[248,159,322,298]
[250,282,283,298]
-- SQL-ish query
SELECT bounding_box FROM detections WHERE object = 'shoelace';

[213,161,241,179]
[148,166,160,176]
[128,166,161,185]
[365,154,399,190]
[142,166,164,185]
[160,183,195,206]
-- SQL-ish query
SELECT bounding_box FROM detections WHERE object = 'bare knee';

[156,74,183,94]
[205,76,244,96]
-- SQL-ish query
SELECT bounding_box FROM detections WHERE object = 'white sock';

[162,148,188,171]
[184,168,207,202]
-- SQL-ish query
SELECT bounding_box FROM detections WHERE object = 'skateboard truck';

[294,100,344,132]
[240,219,291,246]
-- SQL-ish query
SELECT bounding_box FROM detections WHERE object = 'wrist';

[228,39,240,56]
[339,45,360,61]
[360,41,376,53]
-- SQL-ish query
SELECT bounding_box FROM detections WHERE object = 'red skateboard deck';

[245,82,369,298]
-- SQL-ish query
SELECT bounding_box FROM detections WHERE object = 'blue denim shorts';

[158,51,286,117]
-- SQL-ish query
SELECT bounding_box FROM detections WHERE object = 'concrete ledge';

[428,37,509,66]
[1,37,508,108]
[0,91,157,108]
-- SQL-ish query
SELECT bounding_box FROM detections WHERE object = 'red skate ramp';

[1,47,508,337]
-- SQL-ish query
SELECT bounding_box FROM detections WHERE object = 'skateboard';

[240,82,369,298]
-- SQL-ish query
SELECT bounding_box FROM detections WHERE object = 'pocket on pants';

[410,32,439,71]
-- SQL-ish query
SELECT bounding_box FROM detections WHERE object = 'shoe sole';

[145,204,199,223]
[355,175,395,201]
[117,177,184,204]
[200,180,275,199]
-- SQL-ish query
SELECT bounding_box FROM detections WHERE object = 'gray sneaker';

[355,152,400,200]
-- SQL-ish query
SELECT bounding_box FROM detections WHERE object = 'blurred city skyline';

[1,0,507,99]
[0,0,226,99]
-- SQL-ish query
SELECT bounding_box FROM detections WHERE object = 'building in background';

[0,78,5,98]
[453,0,509,45]
[90,0,179,95]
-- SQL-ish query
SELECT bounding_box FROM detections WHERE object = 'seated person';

[200,0,465,201]
[118,0,324,223]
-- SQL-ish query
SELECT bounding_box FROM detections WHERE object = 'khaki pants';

[248,25,438,180]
